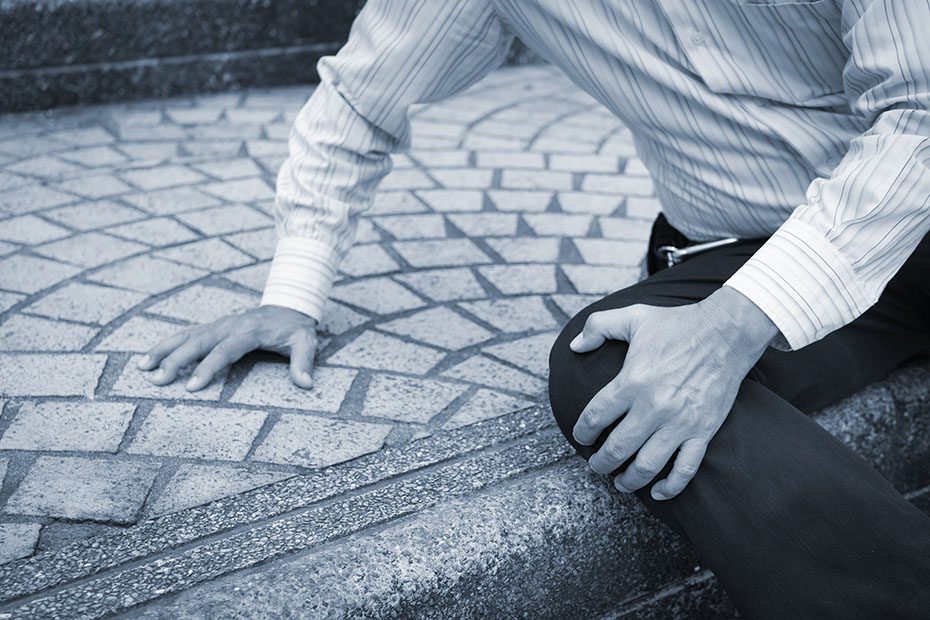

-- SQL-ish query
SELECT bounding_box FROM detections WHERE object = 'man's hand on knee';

[138,305,319,391]
[569,286,779,501]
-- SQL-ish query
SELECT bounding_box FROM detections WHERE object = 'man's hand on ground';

[138,305,319,391]
[570,286,779,501]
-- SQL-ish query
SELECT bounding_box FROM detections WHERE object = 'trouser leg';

[548,236,930,619]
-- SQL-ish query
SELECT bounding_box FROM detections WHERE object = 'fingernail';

[569,334,582,350]
[138,355,151,368]
[151,368,165,381]
[186,376,201,391]
[651,489,667,501]
[301,372,314,387]
[614,479,630,493]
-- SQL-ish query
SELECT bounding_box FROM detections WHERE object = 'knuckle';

[601,441,628,464]
[631,461,657,479]
[676,462,699,477]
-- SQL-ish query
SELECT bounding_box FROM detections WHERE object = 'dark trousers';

[547,215,930,619]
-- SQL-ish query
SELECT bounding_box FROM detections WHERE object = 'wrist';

[704,286,779,358]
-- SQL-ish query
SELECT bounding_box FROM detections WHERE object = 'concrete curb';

[0,360,927,618]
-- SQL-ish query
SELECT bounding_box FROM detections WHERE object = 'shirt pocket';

[704,0,847,106]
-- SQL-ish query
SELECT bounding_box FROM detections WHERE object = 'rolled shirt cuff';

[260,236,340,323]
[724,218,872,351]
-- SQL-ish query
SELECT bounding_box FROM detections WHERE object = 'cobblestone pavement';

[0,65,659,564]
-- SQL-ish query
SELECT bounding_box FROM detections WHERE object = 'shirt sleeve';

[261,0,513,321]
[725,0,930,351]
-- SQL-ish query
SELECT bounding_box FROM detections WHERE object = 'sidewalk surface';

[0,64,658,566]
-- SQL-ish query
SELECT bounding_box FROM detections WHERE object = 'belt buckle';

[656,237,740,268]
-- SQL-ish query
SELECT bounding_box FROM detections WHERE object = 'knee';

[547,305,630,459]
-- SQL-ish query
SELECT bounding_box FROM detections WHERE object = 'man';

[139,1,930,616]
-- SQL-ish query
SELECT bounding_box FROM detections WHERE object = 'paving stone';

[58,146,128,168]
[378,168,436,191]
[557,192,624,215]
[415,189,485,212]
[24,282,146,325]
[318,300,369,336]
[581,174,654,196]
[95,316,183,352]
[368,191,428,215]
[523,213,592,237]
[0,255,81,294]
[409,150,469,168]
[410,119,466,139]
[500,169,573,191]
[0,315,97,351]
[458,297,559,333]
[88,255,208,294]
[441,355,545,395]
[462,134,527,151]
[166,108,223,124]
[0,401,134,452]
[0,185,75,214]
[35,231,146,268]
[226,109,281,124]
[0,291,24,313]
[624,158,650,175]
[4,457,158,523]
[327,331,444,375]
[354,219,382,244]
[200,178,274,203]
[155,238,254,272]
[598,216,655,241]
[549,154,621,173]
[0,523,41,565]
[193,159,263,181]
[572,238,645,266]
[478,264,557,295]
[431,168,494,189]
[252,414,392,468]
[530,137,598,153]
[127,404,267,460]
[549,293,601,318]
[483,331,558,377]
[328,278,423,317]
[147,284,258,324]
[44,201,144,230]
[393,238,490,268]
[35,521,122,554]
[487,190,553,212]
[222,262,270,293]
[118,125,186,143]
[442,388,534,430]
[223,228,277,260]
[231,363,357,413]
[122,165,207,191]
[117,142,179,161]
[0,214,69,244]
[447,212,518,236]
[150,464,292,516]
[338,244,399,278]
[379,306,492,350]
[362,374,467,423]
[47,127,116,147]
[395,267,486,302]
[122,187,221,215]
[372,214,446,240]
[106,217,200,246]
[55,174,134,200]
[176,205,271,235]
[561,265,640,295]
[486,237,561,263]
[7,156,83,180]
[110,356,226,401]
[0,135,64,157]
[625,197,662,220]
[0,171,30,192]
[476,152,545,169]
[0,354,106,396]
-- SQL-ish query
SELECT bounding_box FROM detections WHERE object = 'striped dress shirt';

[261,0,930,351]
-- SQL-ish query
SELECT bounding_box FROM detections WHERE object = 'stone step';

[0,361,927,618]
[1,0,540,113]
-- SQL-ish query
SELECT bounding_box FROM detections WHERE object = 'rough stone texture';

[5,457,159,523]
[0,354,106,397]
[150,465,292,516]
[0,401,134,452]
[0,523,41,565]
[252,414,393,468]
[127,405,267,460]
